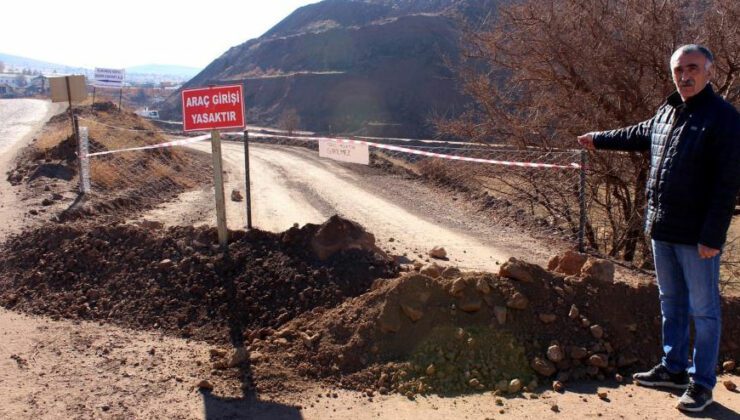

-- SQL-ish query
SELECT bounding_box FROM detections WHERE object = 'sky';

[0,0,319,70]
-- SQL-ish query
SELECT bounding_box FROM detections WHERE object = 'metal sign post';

[244,130,252,229]
[211,129,228,248]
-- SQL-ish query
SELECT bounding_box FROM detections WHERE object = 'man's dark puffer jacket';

[593,85,740,249]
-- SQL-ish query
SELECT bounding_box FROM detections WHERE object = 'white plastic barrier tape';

[85,134,210,157]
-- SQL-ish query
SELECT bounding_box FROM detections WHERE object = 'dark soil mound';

[251,262,740,396]
[0,217,398,344]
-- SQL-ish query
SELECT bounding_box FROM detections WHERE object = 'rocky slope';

[161,0,502,137]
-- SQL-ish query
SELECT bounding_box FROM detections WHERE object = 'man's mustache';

[680,80,695,87]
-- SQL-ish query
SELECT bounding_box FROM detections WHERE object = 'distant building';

[0,82,15,96]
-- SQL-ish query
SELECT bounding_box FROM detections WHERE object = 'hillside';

[161,0,501,137]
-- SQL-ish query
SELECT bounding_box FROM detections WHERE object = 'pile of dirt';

[0,216,398,344]
[251,255,740,396]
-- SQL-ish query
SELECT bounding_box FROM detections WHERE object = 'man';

[578,44,740,412]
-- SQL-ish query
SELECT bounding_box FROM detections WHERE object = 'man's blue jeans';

[652,239,722,389]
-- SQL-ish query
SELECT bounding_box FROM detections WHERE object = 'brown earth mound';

[250,258,740,396]
[0,216,398,344]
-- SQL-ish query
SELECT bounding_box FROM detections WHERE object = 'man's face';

[671,51,712,101]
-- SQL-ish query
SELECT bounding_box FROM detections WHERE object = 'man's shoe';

[676,381,713,412]
[632,364,689,389]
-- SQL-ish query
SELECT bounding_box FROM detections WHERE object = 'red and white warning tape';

[83,128,580,170]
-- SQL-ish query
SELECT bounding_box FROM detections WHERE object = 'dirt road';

[0,99,63,241]
[143,141,559,270]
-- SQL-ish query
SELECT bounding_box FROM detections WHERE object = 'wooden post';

[211,129,228,248]
[92,87,96,108]
[118,88,123,110]
[65,76,76,138]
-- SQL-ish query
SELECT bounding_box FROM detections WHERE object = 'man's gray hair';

[671,44,714,69]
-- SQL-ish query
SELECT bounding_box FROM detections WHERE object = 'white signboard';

[319,139,369,165]
[94,67,125,89]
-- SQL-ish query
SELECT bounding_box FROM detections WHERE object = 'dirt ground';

[1,99,739,419]
[2,307,739,420]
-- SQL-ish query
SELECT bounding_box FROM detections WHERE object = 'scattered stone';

[526,379,538,392]
[499,257,550,283]
[506,292,529,310]
[230,189,243,202]
[723,360,736,373]
[209,348,227,358]
[539,313,557,324]
[553,251,588,275]
[196,379,213,391]
[401,303,424,322]
[475,277,491,294]
[590,325,604,339]
[508,378,523,394]
[588,354,609,368]
[551,403,560,412]
[547,255,560,271]
[426,364,436,376]
[494,306,507,325]
[459,294,483,313]
[597,391,608,400]
[617,354,638,368]
[615,374,623,383]
[249,351,265,363]
[449,278,467,297]
[379,304,402,333]
[723,380,737,392]
[441,266,461,279]
[495,380,509,392]
[532,357,557,377]
[41,198,53,206]
[553,381,565,392]
[568,305,579,319]
[429,246,447,259]
[581,258,615,284]
[299,331,321,348]
[581,317,591,328]
[547,345,565,363]
[469,378,481,388]
[420,263,442,278]
[227,347,248,367]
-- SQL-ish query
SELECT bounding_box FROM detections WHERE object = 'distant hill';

[161,0,502,138]
[126,64,200,79]
[0,53,198,84]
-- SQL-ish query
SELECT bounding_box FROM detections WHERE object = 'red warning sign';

[181,85,245,132]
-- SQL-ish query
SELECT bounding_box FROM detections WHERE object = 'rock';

[723,380,737,392]
[426,364,436,376]
[499,257,551,283]
[249,351,265,363]
[209,348,227,358]
[379,303,402,333]
[196,379,213,391]
[441,266,461,278]
[449,278,467,296]
[470,278,490,296]
[469,378,481,388]
[495,380,509,392]
[299,331,321,348]
[554,251,588,275]
[617,354,638,368]
[553,381,565,392]
[551,403,560,412]
[723,360,736,373]
[590,325,604,339]
[532,357,557,377]
[539,313,557,324]
[310,215,386,261]
[506,292,529,310]
[588,354,609,368]
[41,198,53,206]
[429,246,447,259]
[547,345,565,363]
[526,379,538,392]
[459,294,483,313]
[547,255,560,271]
[615,374,623,383]
[568,305,579,319]
[586,365,600,376]
[494,306,507,325]
[570,347,588,360]
[139,219,164,230]
[231,189,243,202]
[581,258,615,284]
[508,378,523,393]
[556,371,570,382]
[420,263,442,278]
[401,303,424,321]
[158,259,174,269]
[227,347,248,367]
[597,391,608,400]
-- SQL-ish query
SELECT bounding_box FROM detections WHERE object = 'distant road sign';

[94,68,125,89]
[181,85,245,132]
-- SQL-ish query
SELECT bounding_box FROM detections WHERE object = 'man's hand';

[577,133,595,150]
[698,244,721,259]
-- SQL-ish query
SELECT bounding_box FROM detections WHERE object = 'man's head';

[670,44,713,101]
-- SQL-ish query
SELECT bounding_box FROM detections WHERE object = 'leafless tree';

[438,0,739,265]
